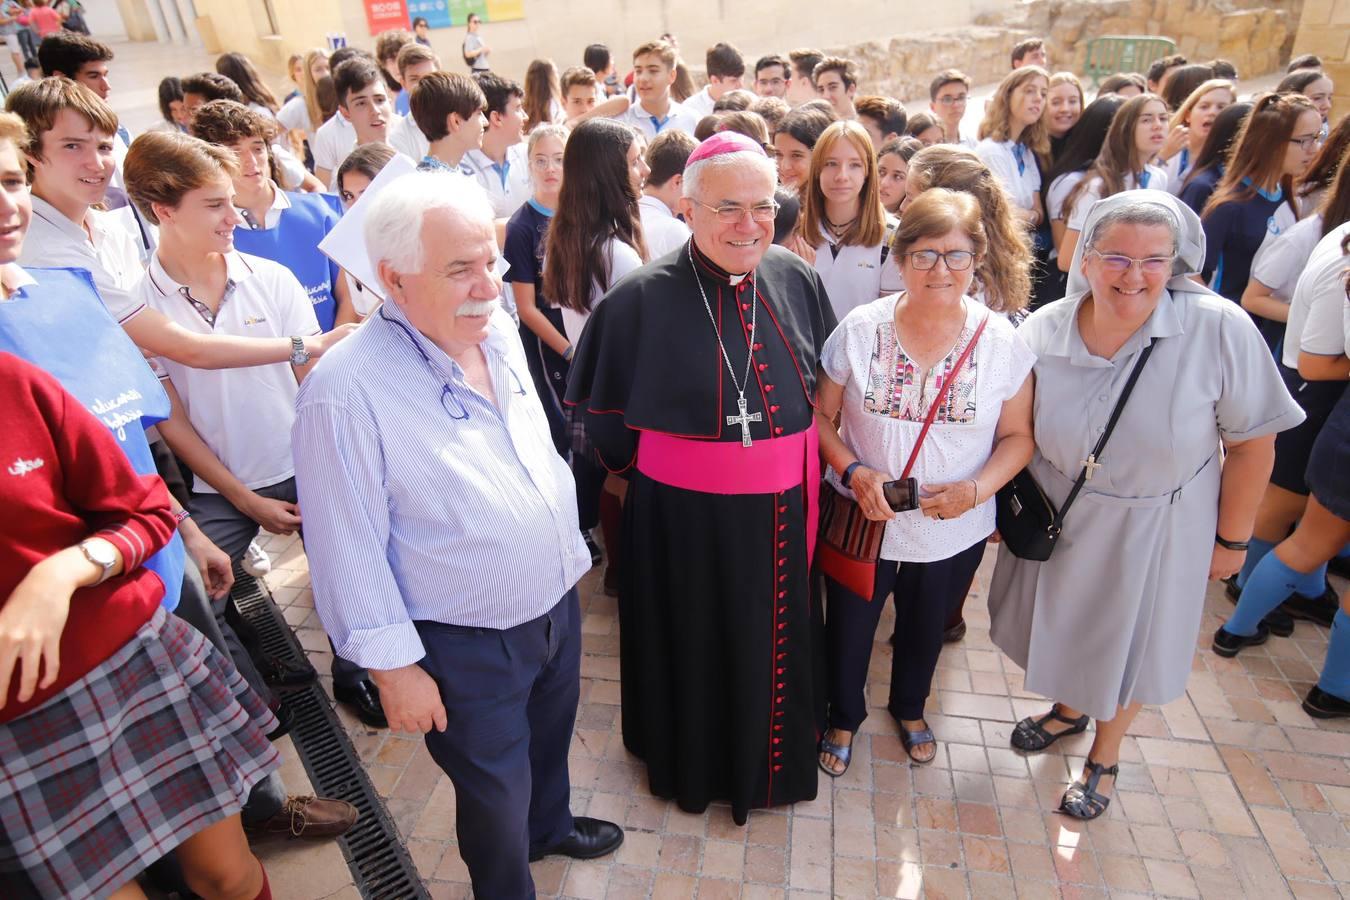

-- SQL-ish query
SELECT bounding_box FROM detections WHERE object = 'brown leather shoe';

[245,795,358,840]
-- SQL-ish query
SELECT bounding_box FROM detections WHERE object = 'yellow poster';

[484,0,524,20]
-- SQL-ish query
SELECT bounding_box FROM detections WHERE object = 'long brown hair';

[542,118,647,313]
[1204,91,1316,220]
[522,59,558,132]
[1299,112,1350,203]
[1317,142,1350,237]
[978,66,1051,165]
[216,52,279,114]
[906,144,1031,313]
[1063,94,1167,222]
[797,120,885,249]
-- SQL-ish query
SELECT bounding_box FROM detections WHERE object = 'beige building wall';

[1291,0,1349,120]
[192,0,1014,80]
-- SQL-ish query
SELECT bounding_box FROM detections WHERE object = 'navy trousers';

[416,589,580,900]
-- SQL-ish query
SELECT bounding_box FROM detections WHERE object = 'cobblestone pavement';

[256,529,1349,899]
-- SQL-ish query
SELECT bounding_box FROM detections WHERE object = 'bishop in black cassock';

[565,133,837,825]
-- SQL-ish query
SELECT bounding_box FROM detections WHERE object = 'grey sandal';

[1059,759,1118,820]
[899,722,937,764]
[818,733,853,777]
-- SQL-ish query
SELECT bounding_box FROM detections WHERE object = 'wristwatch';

[79,538,118,585]
[289,336,311,366]
[1215,534,1250,551]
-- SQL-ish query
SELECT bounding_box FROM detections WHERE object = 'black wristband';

[1215,534,1249,551]
[841,460,863,488]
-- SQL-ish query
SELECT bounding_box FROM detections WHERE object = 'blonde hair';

[1168,78,1236,130]
[906,144,1031,313]
[978,66,1051,163]
[0,110,27,152]
[123,131,239,225]
[798,120,885,249]
[300,48,328,132]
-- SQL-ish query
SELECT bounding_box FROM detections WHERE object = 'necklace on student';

[687,239,761,448]
[825,215,855,236]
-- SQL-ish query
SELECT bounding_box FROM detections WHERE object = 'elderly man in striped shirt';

[292,172,622,897]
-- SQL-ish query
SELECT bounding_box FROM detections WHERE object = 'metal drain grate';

[231,573,430,900]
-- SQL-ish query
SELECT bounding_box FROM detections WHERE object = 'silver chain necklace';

[687,239,762,447]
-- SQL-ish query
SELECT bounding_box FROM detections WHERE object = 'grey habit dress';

[988,191,1305,720]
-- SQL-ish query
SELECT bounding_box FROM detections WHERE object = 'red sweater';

[0,352,177,723]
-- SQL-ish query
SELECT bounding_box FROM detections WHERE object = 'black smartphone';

[882,477,920,512]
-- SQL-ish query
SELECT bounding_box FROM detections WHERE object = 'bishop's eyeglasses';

[689,199,780,223]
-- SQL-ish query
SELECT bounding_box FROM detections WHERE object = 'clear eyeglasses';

[690,199,780,223]
[905,249,976,271]
[1087,249,1175,275]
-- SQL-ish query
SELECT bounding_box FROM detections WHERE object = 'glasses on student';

[691,199,779,223]
[757,77,786,88]
[936,94,968,105]
[905,249,975,271]
[1087,249,1174,274]
[530,155,564,170]
[1289,134,1324,152]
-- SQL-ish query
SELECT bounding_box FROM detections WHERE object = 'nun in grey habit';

[987,190,1303,819]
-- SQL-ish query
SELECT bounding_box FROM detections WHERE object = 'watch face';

[84,540,117,567]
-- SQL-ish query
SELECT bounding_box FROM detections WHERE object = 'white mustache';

[456,298,497,317]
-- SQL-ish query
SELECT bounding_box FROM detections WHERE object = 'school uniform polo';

[1064,167,1170,233]
[638,194,691,260]
[1201,183,1300,303]
[682,85,716,119]
[461,144,531,219]
[135,251,320,494]
[389,114,429,162]
[311,113,358,175]
[976,138,1041,213]
[231,186,344,332]
[1162,147,1194,197]
[811,221,905,324]
[615,98,701,140]
[21,197,147,323]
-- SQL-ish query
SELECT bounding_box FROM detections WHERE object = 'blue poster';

[406,0,451,27]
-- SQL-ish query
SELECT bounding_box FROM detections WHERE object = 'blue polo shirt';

[232,189,344,331]
[1200,183,1299,304]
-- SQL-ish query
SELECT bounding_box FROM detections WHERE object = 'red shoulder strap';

[899,311,990,480]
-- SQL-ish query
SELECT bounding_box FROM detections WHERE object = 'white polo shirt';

[638,194,691,260]
[21,196,147,323]
[615,98,701,140]
[277,94,317,140]
[1064,167,1169,233]
[1285,222,1350,369]
[389,114,429,163]
[812,220,905,324]
[1252,213,1324,303]
[976,138,1041,213]
[682,85,716,119]
[136,250,321,494]
[461,144,531,219]
[311,113,358,175]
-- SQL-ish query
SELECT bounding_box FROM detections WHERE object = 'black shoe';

[1212,623,1269,658]
[528,817,623,862]
[583,530,603,568]
[266,698,294,741]
[260,653,317,687]
[1329,554,1350,579]
[942,620,967,643]
[1302,685,1350,719]
[1224,578,1295,636]
[333,679,388,728]
[1281,583,1338,628]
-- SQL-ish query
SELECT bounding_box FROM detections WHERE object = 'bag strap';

[899,311,990,480]
[1048,337,1157,536]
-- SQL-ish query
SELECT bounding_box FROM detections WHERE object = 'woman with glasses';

[542,118,647,593]
[1202,92,1322,347]
[787,120,903,322]
[1056,93,1171,274]
[814,188,1035,773]
[989,191,1301,820]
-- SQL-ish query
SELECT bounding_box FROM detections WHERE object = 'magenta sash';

[636,422,820,566]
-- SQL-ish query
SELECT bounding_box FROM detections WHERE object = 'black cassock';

[566,241,837,824]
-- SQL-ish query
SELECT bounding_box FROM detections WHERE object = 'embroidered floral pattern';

[862,321,978,424]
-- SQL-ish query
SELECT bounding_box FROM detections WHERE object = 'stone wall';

[1291,0,1349,120]
[810,0,1299,103]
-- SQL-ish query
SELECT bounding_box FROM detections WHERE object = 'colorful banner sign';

[406,0,451,28]
[448,0,523,24]
[362,0,410,35]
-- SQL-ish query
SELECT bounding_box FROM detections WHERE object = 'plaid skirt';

[0,606,280,900]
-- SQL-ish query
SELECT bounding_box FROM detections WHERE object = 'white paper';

[317,153,418,303]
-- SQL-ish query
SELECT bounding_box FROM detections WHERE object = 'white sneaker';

[242,539,272,577]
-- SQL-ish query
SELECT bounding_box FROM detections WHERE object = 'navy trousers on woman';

[416,589,581,899]
[826,540,986,729]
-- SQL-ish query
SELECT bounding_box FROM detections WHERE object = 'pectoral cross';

[1081,454,1103,480]
[727,395,762,448]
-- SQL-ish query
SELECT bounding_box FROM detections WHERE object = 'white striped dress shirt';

[292,298,590,671]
